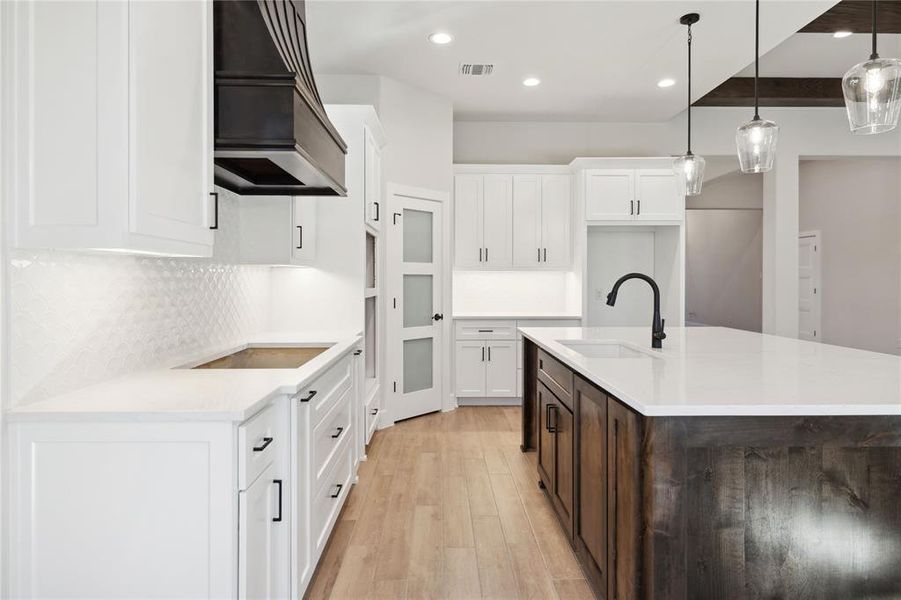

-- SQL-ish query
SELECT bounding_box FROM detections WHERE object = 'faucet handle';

[655,319,667,340]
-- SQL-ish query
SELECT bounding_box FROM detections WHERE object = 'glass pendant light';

[673,13,705,196]
[736,0,778,173]
[842,0,901,134]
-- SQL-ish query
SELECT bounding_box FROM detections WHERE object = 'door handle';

[253,437,274,452]
[273,479,283,522]
[331,426,344,439]
[331,483,344,499]
[296,225,303,249]
[209,192,219,230]
[433,313,444,321]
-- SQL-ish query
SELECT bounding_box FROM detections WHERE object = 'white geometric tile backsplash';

[8,192,273,407]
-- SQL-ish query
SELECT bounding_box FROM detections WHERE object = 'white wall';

[453,270,580,315]
[456,107,901,338]
[800,158,901,355]
[685,169,763,332]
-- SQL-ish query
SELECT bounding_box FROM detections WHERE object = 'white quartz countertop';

[7,332,362,423]
[454,312,582,320]
[520,326,901,416]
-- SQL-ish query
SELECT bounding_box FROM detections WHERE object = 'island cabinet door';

[574,377,607,595]
[537,383,556,490]
[607,397,642,600]
[551,400,575,538]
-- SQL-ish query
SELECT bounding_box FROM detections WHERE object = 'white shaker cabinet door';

[454,175,484,267]
[455,341,487,397]
[364,127,382,230]
[292,198,318,265]
[540,174,572,267]
[486,341,517,397]
[240,464,276,600]
[635,170,683,221]
[512,175,542,267]
[585,170,634,221]
[128,0,214,246]
[482,175,514,267]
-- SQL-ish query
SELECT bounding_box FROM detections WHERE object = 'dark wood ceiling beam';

[800,0,901,34]
[694,77,844,108]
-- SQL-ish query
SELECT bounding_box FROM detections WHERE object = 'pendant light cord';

[871,0,879,60]
[754,0,760,120]
[687,22,693,154]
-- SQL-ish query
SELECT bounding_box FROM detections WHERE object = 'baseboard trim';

[456,397,522,407]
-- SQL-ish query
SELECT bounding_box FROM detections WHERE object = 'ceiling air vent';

[459,63,494,76]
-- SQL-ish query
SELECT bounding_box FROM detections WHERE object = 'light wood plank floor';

[305,406,594,600]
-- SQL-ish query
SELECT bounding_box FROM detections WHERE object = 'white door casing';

[799,231,821,342]
[388,187,445,422]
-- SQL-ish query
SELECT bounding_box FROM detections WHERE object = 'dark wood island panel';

[521,338,901,600]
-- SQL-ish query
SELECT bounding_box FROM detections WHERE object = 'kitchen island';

[520,326,901,600]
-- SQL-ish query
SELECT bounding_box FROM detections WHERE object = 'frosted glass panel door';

[389,188,444,422]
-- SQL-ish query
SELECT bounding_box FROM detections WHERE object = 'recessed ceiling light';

[657,78,676,88]
[833,30,853,38]
[522,77,541,87]
[428,32,453,45]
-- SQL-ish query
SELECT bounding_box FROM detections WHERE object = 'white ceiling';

[738,32,901,78]
[306,0,837,122]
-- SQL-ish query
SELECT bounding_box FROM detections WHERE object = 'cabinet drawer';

[312,387,353,490]
[295,354,353,427]
[538,349,573,408]
[455,320,517,340]
[238,403,280,491]
[311,439,353,559]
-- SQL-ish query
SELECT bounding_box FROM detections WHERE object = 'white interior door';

[799,232,821,342]
[389,189,444,422]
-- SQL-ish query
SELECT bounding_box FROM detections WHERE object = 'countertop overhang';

[521,326,901,416]
[7,332,362,423]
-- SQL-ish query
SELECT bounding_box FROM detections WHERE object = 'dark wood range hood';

[213,0,347,196]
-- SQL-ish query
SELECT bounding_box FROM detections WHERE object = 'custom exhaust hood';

[214,0,347,196]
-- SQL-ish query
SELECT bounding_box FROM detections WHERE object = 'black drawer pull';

[273,479,283,522]
[478,329,494,333]
[331,426,344,439]
[331,483,344,499]
[253,437,273,452]
[300,390,317,402]
[370,408,379,416]
[353,349,362,356]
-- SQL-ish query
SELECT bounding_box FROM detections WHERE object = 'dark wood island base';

[521,338,901,600]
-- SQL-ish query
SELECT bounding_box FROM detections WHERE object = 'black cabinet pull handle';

[253,437,273,452]
[545,402,552,432]
[482,346,485,362]
[331,483,344,499]
[488,346,492,361]
[353,349,362,356]
[637,200,641,215]
[543,248,547,262]
[331,426,344,439]
[547,405,557,433]
[477,329,493,333]
[300,390,317,402]
[370,408,379,416]
[273,479,283,522]
[374,201,380,221]
[479,247,483,262]
[485,247,489,262]
[538,248,541,262]
[630,199,634,215]
[209,192,219,230]
[296,225,303,249]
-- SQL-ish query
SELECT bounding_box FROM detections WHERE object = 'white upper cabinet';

[482,175,514,267]
[454,174,513,268]
[634,169,683,221]
[456,169,570,270]
[585,168,683,222]
[364,127,383,231]
[7,0,215,256]
[238,197,317,266]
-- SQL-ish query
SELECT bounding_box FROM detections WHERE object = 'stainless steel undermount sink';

[191,346,330,369]
[555,340,658,359]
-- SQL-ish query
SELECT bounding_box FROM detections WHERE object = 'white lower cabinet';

[486,341,517,396]
[8,344,365,600]
[455,341,488,396]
